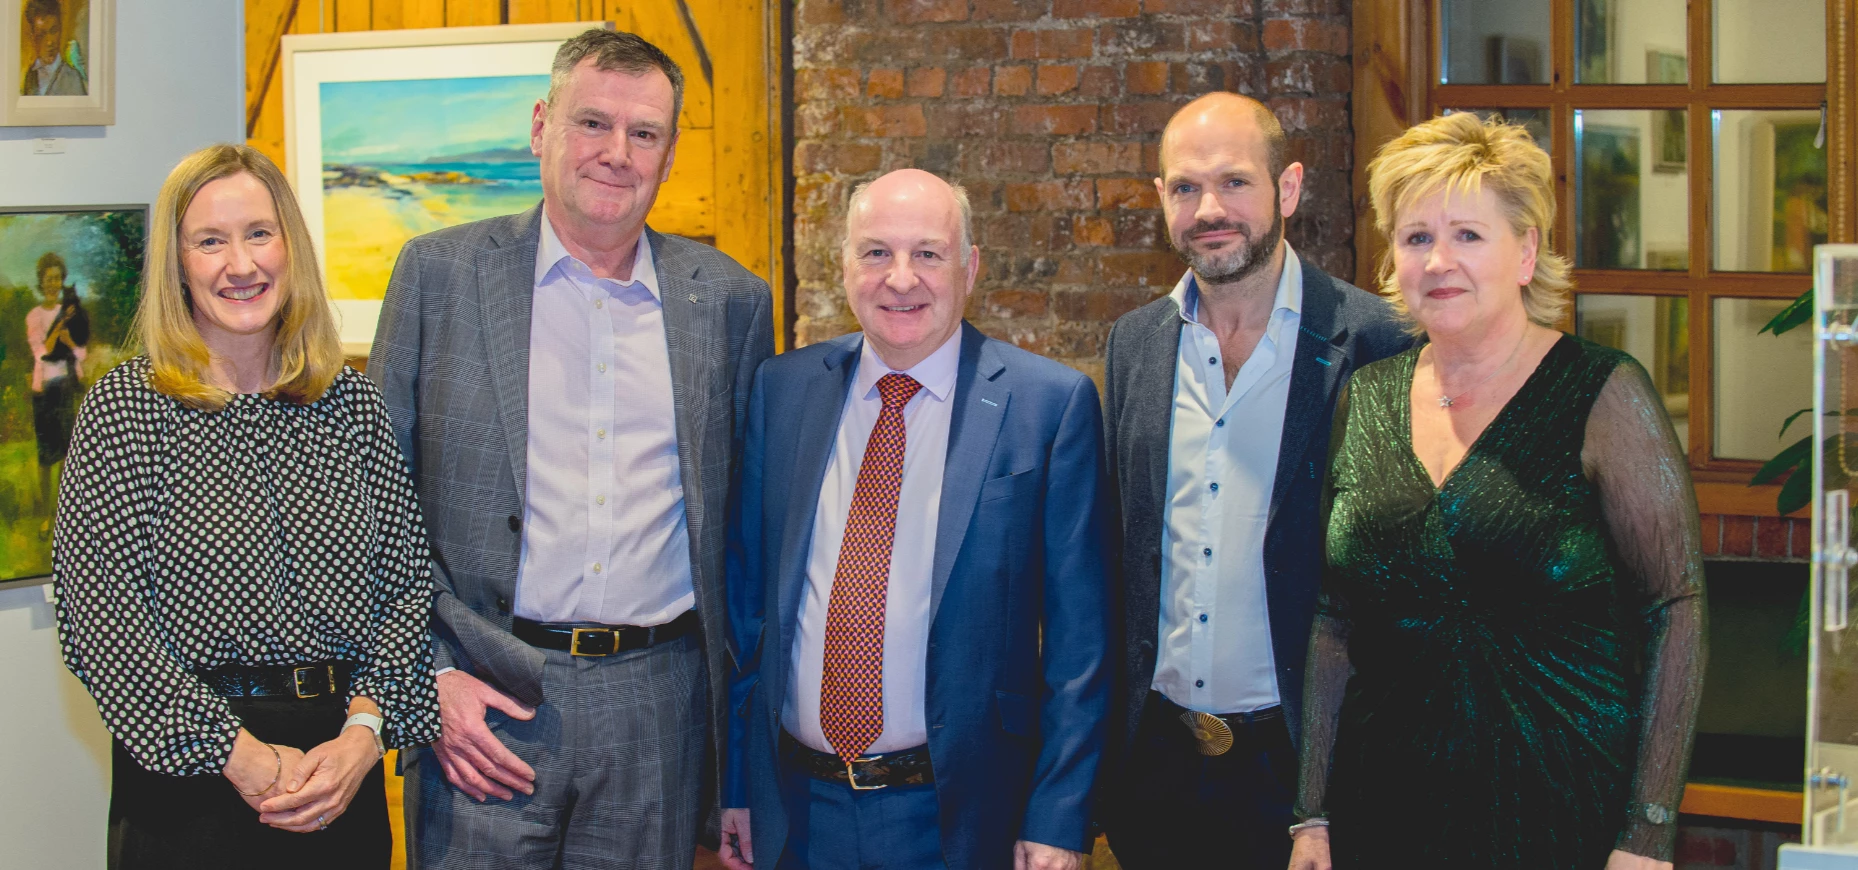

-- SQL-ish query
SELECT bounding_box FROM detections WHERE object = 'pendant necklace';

[1433,329,1528,409]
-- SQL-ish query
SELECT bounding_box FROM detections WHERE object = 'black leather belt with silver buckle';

[194,662,357,700]
[779,730,935,790]
[512,610,700,657]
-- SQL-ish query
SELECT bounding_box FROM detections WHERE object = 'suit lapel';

[777,336,862,658]
[654,228,724,528]
[930,323,1008,621]
[1267,266,1349,526]
[481,206,543,498]
[1127,302,1185,542]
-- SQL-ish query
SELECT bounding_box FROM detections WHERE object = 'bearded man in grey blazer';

[370,29,774,869]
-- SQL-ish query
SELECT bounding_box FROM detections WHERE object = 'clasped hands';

[221,720,381,833]
[1288,827,1673,870]
[717,808,1083,870]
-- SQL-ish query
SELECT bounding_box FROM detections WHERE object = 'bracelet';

[233,742,283,797]
[1287,818,1331,839]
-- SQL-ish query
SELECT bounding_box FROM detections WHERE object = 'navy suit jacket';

[725,322,1112,869]
[1102,261,1411,764]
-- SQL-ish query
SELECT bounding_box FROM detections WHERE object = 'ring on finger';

[317,814,328,831]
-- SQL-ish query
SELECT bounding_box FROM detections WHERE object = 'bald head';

[845,168,974,266]
[1160,92,1287,180]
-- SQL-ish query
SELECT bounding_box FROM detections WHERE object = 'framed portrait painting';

[0,204,145,587]
[1,0,113,125]
[282,22,611,355]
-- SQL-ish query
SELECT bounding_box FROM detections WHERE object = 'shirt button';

[596,428,607,440]
[1195,679,1205,688]
[596,495,606,505]
[597,362,607,373]
[1209,482,1219,493]
[1208,356,1217,366]
[508,515,521,532]
[1203,547,1213,557]
[592,562,603,574]
[1216,419,1225,428]
[595,299,604,309]
[1199,613,1208,623]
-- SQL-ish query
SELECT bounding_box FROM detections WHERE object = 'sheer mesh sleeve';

[1583,360,1708,862]
[1295,384,1355,822]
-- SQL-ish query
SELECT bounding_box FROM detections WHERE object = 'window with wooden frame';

[1353,0,1856,518]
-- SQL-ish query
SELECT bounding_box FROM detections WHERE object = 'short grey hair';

[841,176,975,266]
[546,29,685,133]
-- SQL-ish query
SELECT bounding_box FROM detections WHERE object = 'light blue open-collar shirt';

[1154,245,1304,715]
[513,214,694,627]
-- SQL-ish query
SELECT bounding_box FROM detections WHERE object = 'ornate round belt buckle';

[1180,711,1234,756]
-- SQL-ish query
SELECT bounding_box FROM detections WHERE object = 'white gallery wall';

[0,1,243,866]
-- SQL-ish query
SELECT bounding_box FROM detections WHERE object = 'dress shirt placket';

[581,267,619,607]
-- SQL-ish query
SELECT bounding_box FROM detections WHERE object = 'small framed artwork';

[1,0,113,126]
[282,22,611,355]
[1647,49,1687,173]
[0,204,146,587]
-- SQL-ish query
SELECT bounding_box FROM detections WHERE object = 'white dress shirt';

[1153,246,1304,714]
[785,331,961,755]
[514,214,693,627]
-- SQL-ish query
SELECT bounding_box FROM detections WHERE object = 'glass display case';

[1781,245,1858,868]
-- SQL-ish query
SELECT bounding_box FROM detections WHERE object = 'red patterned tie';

[819,372,922,762]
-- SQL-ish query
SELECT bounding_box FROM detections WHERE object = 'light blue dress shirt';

[513,215,693,627]
[1153,247,1304,714]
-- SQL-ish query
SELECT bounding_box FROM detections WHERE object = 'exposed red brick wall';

[790,0,1355,378]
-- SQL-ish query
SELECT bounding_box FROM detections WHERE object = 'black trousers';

[1105,692,1297,870]
[108,694,389,870]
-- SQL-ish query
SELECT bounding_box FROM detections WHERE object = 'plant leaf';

[1778,463,1813,515]
[1760,291,1813,336]
[1780,407,1814,439]
[1754,435,1812,485]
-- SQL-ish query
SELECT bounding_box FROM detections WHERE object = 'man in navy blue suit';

[718,168,1111,870]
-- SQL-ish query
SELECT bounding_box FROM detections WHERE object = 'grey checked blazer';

[369,204,775,804]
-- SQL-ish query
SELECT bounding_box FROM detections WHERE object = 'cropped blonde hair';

[137,144,342,411]
[1367,112,1572,330]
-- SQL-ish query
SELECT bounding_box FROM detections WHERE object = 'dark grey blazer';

[369,204,774,805]
[1102,260,1410,757]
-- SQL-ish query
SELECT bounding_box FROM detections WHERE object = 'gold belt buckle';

[1181,711,1235,756]
[569,627,622,656]
[292,665,333,699]
[844,755,887,791]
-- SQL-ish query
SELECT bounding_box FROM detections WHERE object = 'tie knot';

[875,373,923,409]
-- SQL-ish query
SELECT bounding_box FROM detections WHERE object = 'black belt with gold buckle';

[512,610,700,657]
[1152,693,1282,757]
[194,662,356,700]
[779,731,935,790]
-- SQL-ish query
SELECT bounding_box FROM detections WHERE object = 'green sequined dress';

[1295,334,1707,867]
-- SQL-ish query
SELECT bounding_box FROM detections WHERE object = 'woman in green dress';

[1288,112,1705,870]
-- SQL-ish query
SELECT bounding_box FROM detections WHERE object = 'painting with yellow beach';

[318,74,547,305]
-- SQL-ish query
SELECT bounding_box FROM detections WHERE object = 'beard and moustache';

[1167,204,1285,287]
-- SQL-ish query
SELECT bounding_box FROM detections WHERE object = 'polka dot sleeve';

[52,362,243,777]
[53,360,442,774]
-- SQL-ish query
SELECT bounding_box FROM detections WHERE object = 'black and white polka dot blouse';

[52,357,441,777]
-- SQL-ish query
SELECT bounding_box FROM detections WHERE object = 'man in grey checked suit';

[370,29,774,869]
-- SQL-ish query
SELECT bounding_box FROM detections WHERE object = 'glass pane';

[1440,0,1551,84]
[1713,109,1829,273]
[1807,248,1858,847]
[1575,295,1691,449]
[1713,297,1812,460]
[1575,109,1689,270]
[1443,107,1553,155]
[1715,0,1827,83]
[1576,0,1688,83]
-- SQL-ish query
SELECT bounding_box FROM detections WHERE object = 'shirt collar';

[855,328,962,403]
[536,210,661,302]
[1168,242,1303,326]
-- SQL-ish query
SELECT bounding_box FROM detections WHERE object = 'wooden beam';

[1680,782,1802,825]
[446,0,502,26]
[508,0,580,23]
[1350,0,1425,288]
[402,0,445,28]
[710,0,774,284]
[244,0,298,140]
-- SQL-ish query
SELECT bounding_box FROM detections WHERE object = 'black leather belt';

[512,610,699,657]
[780,730,935,790]
[195,662,356,700]
[1150,691,1282,757]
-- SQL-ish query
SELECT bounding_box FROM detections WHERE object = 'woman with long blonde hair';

[52,144,439,868]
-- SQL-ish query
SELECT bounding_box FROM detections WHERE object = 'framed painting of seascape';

[0,204,144,587]
[283,22,611,354]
